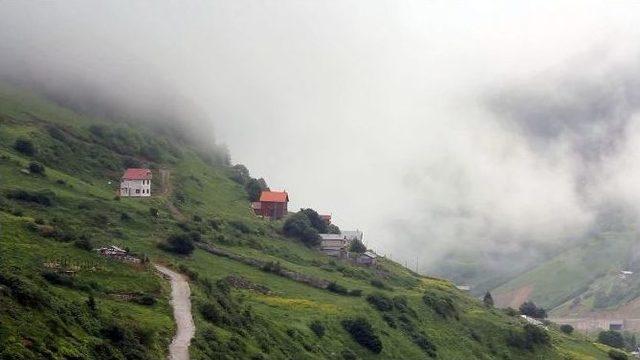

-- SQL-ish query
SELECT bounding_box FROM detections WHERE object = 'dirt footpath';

[155,265,195,360]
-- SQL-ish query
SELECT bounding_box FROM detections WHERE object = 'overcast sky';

[3,1,640,270]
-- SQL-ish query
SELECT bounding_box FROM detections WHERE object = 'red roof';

[259,191,289,203]
[122,168,152,180]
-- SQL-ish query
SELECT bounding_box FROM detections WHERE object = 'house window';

[136,189,140,194]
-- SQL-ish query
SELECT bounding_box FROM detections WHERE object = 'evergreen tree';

[483,291,494,308]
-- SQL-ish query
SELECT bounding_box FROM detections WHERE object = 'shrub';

[423,292,457,319]
[327,282,349,295]
[348,289,363,297]
[120,212,131,221]
[504,307,518,316]
[261,261,282,274]
[283,212,320,247]
[309,320,325,338]
[299,208,327,233]
[412,332,437,357]
[74,236,93,251]
[341,349,358,360]
[6,189,54,206]
[149,207,159,217]
[135,294,157,306]
[366,293,393,312]
[201,302,224,323]
[599,330,625,349]
[208,217,222,230]
[41,271,74,287]
[14,137,36,156]
[87,295,97,311]
[161,233,195,255]
[519,301,546,319]
[609,349,628,360]
[0,273,50,308]
[483,291,494,308]
[192,214,202,222]
[229,220,252,234]
[370,279,386,289]
[28,162,45,175]
[506,324,550,350]
[560,324,574,334]
[349,239,367,253]
[341,317,383,353]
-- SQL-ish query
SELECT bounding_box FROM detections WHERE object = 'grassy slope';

[0,84,613,359]
[492,231,640,315]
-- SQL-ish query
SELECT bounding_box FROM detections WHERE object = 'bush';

[423,292,457,319]
[201,302,224,323]
[349,239,367,253]
[14,137,36,156]
[609,349,628,360]
[192,214,202,222]
[309,320,325,338]
[519,301,546,319]
[299,208,327,233]
[341,348,358,360]
[483,291,494,308]
[341,317,383,353]
[599,330,625,349]
[283,212,320,247]
[208,217,222,230]
[366,293,393,312]
[412,332,437,357]
[120,212,131,221]
[135,294,157,306]
[229,220,252,234]
[74,236,93,251]
[370,279,386,289]
[0,274,50,308]
[161,233,195,255]
[261,261,282,274]
[149,207,159,217]
[28,162,45,175]
[560,324,574,334]
[41,271,74,287]
[506,324,550,350]
[327,282,349,295]
[6,189,54,206]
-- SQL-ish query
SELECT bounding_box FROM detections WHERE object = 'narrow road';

[155,264,195,360]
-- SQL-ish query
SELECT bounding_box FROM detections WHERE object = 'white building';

[120,168,152,197]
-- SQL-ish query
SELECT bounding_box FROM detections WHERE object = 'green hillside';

[0,83,615,359]
[492,231,640,316]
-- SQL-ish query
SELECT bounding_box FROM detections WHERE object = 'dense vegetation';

[0,82,620,359]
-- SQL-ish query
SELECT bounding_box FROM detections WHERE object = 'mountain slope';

[0,83,614,359]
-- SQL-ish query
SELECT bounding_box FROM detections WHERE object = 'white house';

[120,168,152,197]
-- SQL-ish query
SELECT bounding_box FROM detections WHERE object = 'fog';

[3,1,640,285]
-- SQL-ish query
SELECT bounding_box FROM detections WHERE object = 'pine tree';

[483,291,494,308]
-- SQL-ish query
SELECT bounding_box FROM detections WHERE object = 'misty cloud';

[4,1,640,288]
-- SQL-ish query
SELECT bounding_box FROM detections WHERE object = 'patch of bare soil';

[493,285,533,309]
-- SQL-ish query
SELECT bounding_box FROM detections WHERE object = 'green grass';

[0,82,615,359]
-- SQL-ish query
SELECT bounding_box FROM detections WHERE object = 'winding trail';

[155,264,195,360]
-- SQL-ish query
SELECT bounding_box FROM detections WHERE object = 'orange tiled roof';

[122,168,152,180]
[259,191,289,203]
